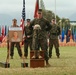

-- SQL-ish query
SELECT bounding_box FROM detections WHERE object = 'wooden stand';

[30,50,45,68]
[6,40,26,68]
[30,59,44,68]
[0,62,10,68]
[21,63,28,68]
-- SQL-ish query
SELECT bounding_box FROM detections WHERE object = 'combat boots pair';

[32,50,42,59]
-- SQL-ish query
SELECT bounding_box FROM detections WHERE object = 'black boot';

[45,60,51,67]
[56,48,60,58]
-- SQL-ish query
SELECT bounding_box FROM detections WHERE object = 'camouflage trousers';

[32,37,49,61]
[49,38,60,57]
[24,39,32,57]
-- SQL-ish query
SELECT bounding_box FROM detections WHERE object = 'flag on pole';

[0,26,1,35]
[74,29,76,42]
[20,19,24,30]
[66,28,71,43]
[2,26,5,36]
[34,0,39,18]
[71,27,74,41]
[5,25,7,36]
[20,0,25,31]
[61,28,65,42]
[20,0,25,45]
[22,0,25,21]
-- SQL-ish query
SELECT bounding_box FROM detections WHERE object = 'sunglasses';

[38,12,42,14]
[52,20,55,22]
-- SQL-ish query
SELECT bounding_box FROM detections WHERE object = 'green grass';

[0,46,76,75]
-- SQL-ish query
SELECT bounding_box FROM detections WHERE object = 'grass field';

[0,46,76,75]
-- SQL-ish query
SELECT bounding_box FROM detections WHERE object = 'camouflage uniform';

[49,24,61,58]
[30,17,51,61]
[24,25,33,58]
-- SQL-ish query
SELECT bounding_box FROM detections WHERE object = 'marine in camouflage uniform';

[24,19,33,58]
[49,19,61,58]
[30,9,52,66]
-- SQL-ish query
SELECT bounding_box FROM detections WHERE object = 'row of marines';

[9,9,61,67]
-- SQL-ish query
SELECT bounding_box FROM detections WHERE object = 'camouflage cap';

[52,18,55,22]
[38,9,42,14]
[26,19,30,22]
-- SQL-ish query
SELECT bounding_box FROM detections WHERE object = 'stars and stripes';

[20,0,26,33]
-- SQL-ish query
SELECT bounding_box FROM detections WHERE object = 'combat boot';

[45,60,51,67]
[57,55,60,58]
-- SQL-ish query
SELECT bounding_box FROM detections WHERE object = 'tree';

[42,10,60,23]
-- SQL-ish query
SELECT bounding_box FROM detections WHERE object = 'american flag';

[22,0,25,21]
[2,26,5,36]
[20,0,25,31]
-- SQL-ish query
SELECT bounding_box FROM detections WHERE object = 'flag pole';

[55,0,56,24]
[20,0,26,64]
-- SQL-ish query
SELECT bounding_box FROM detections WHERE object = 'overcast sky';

[0,0,76,25]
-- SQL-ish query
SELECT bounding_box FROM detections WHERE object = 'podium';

[30,50,45,68]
